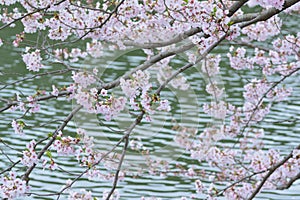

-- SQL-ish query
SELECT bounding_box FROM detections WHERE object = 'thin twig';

[105,112,144,200]
[0,160,21,175]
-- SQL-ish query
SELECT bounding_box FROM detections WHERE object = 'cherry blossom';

[11,119,25,135]
[242,16,282,41]
[51,85,59,96]
[243,79,270,103]
[102,189,120,200]
[195,179,204,193]
[227,46,253,70]
[72,71,97,88]
[22,49,44,72]
[68,189,94,200]
[21,140,39,167]
[26,95,41,113]
[201,55,221,76]
[0,171,30,199]
[53,132,80,155]
[156,99,171,112]
[203,101,227,120]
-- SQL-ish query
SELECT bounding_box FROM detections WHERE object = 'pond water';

[0,16,300,200]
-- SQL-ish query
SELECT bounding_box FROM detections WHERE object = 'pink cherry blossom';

[21,140,39,167]
[0,171,30,199]
[11,119,25,135]
[68,189,93,200]
[22,49,44,72]
[72,71,96,88]
[51,85,59,96]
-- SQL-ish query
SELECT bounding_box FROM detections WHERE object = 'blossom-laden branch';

[1,0,296,113]
[241,0,300,28]
[277,172,300,190]
[248,144,300,200]
[0,0,68,30]
[240,67,300,136]
[22,105,82,183]
[54,112,144,200]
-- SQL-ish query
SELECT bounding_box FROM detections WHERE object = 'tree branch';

[105,112,144,200]
[102,42,196,90]
[248,144,300,200]
[0,0,67,30]
[277,172,300,190]
[123,27,202,49]
[241,0,300,28]
[0,91,71,113]
[240,67,300,136]
[155,34,227,95]
[228,0,249,17]
[0,68,71,91]
[22,105,82,183]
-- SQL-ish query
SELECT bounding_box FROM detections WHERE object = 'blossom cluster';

[53,132,80,155]
[75,128,99,168]
[120,70,171,120]
[228,38,300,76]
[68,189,94,200]
[11,119,25,135]
[0,171,30,199]
[21,140,39,167]
[22,49,44,72]
[242,16,282,41]
[227,46,253,70]
[26,95,41,113]
[72,71,97,88]
[157,63,190,91]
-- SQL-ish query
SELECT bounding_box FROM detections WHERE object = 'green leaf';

[227,21,234,26]
[46,150,52,158]
[213,6,217,14]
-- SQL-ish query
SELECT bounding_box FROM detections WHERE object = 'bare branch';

[106,112,144,200]
[231,13,257,24]
[0,160,21,175]
[0,69,71,91]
